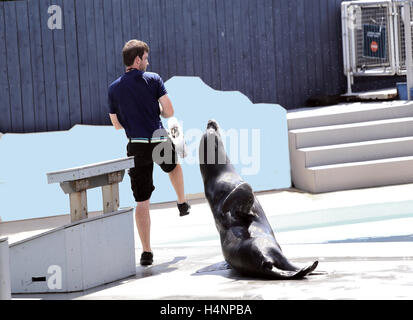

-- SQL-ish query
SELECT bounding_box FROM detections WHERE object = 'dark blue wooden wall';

[0,0,358,133]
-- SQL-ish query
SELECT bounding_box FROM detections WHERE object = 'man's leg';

[168,163,191,216]
[156,141,190,216]
[127,142,155,265]
[135,199,151,252]
[168,163,185,204]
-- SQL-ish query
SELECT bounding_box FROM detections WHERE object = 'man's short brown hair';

[122,40,149,66]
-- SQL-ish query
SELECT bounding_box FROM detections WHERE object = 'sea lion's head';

[199,119,229,170]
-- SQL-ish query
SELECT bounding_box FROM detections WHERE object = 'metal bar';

[393,1,402,74]
[388,3,397,75]
[342,3,353,95]
[403,1,413,100]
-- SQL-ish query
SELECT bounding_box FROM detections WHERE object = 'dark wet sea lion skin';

[199,120,318,279]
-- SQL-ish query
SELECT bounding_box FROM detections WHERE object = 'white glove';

[167,117,187,158]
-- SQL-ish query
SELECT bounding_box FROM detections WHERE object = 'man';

[108,39,191,266]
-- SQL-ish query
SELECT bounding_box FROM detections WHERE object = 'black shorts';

[126,139,178,202]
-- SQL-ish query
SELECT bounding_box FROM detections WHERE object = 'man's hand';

[109,113,124,130]
[159,95,174,118]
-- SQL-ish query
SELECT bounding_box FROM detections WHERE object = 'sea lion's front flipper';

[196,261,232,274]
[222,182,254,214]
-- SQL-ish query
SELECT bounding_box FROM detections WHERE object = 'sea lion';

[199,119,318,279]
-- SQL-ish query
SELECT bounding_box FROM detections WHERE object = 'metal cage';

[342,0,413,93]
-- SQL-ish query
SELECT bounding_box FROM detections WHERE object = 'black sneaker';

[177,202,191,216]
[140,251,153,266]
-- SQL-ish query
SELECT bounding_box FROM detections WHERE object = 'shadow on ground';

[192,261,327,281]
[136,256,187,279]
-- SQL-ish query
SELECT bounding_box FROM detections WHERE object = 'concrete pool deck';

[2,182,413,300]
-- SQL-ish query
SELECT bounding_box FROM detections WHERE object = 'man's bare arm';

[159,94,174,118]
[109,113,123,130]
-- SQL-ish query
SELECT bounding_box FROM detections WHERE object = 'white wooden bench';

[6,157,138,294]
[47,157,135,222]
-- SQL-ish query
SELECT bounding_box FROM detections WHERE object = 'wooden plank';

[287,0,299,107]
[128,0,141,77]
[319,0,332,95]
[216,0,228,90]
[64,0,82,128]
[189,0,202,77]
[0,2,11,133]
[39,0,59,131]
[224,0,235,92]
[103,0,116,90]
[102,183,119,214]
[93,0,108,124]
[273,1,285,106]
[129,0,140,44]
[280,0,293,108]
[296,0,307,106]
[120,0,131,45]
[165,0,177,79]
[145,0,155,71]
[83,0,99,125]
[28,0,47,132]
[264,0,276,103]
[69,190,88,222]
[112,0,124,77]
[304,0,317,99]
[256,0,267,101]
[231,0,243,95]
[182,0,194,75]
[59,170,125,194]
[139,0,150,44]
[199,0,211,86]
[173,0,185,75]
[313,0,324,96]
[47,156,134,184]
[251,0,263,101]
[207,0,220,90]
[240,0,252,99]
[148,0,162,73]
[16,1,35,133]
[158,0,169,79]
[74,0,92,124]
[52,0,71,130]
[329,0,342,94]
[4,2,23,132]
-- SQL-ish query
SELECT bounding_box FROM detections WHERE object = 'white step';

[289,117,413,149]
[287,101,413,130]
[298,136,413,167]
[306,156,413,193]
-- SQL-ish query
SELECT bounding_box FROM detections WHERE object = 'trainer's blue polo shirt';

[108,69,167,139]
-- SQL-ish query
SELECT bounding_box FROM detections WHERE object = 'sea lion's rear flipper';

[266,261,319,280]
[196,261,232,274]
[222,182,254,214]
[289,261,319,279]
